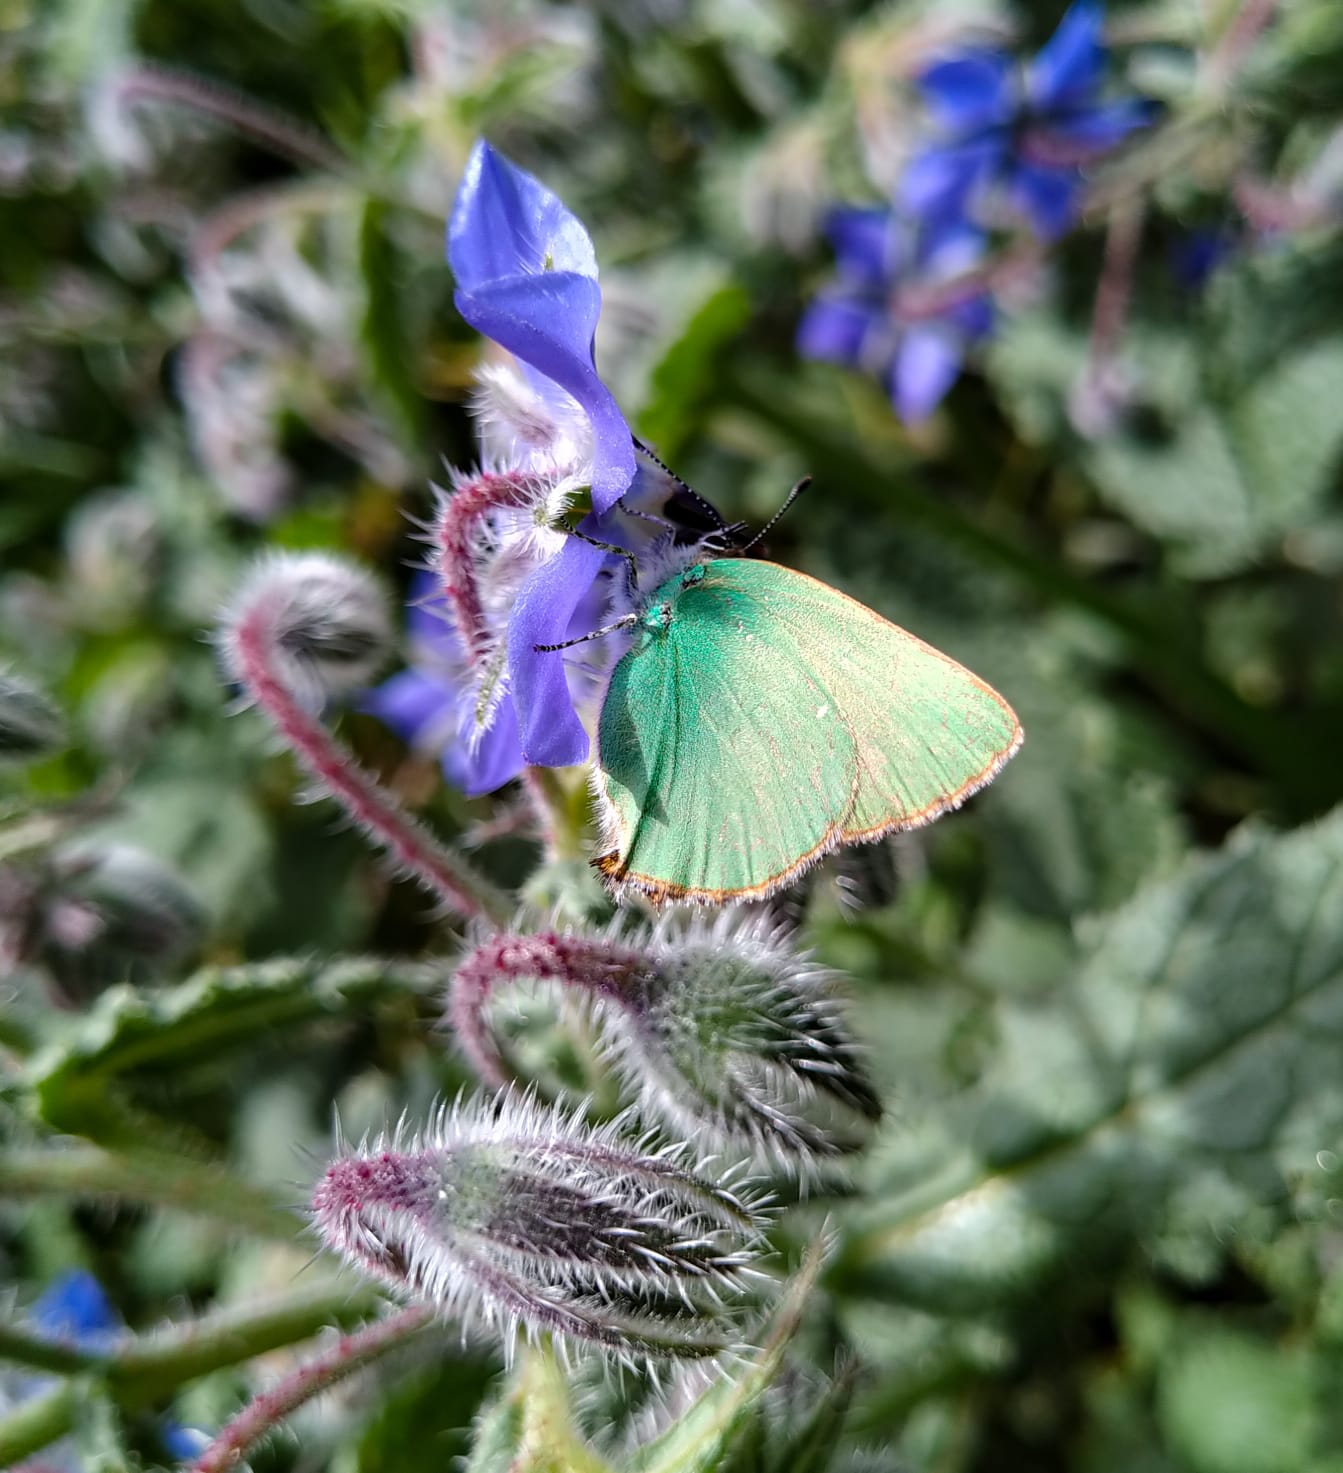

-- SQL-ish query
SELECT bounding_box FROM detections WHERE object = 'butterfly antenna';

[736,476,812,555]
[535,614,639,653]
[632,436,729,531]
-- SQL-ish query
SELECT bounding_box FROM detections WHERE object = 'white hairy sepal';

[311,1090,771,1367]
[427,462,577,752]
[218,552,392,713]
[470,360,594,477]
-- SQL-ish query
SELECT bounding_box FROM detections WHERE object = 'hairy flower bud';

[219,553,392,712]
[0,841,205,1003]
[0,668,66,761]
[448,910,881,1176]
[311,1092,769,1365]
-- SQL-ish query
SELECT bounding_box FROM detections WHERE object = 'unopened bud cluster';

[0,668,66,760]
[448,909,881,1177]
[310,1092,768,1366]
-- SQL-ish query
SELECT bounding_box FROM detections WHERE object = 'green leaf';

[988,310,1343,578]
[351,1354,499,1473]
[26,955,439,1135]
[1156,1330,1317,1473]
[82,771,273,931]
[358,197,426,451]
[0,669,66,760]
[636,282,750,461]
[461,1349,612,1473]
[837,804,1343,1311]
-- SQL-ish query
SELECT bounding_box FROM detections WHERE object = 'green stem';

[0,1285,385,1465]
[111,1284,382,1402]
[0,1146,300,1240]
[0,1321,107,1375]
[0,1380,81,1467]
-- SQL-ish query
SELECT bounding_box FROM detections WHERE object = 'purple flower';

[902,0,1155,240]
[363,573,524,798]
[797,207,992,422]
[449,142,637,768]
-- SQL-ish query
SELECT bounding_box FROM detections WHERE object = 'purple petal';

[916,219,987,278]
[1172,228,1233,291]
[1009,161,1082,240]
[825,207,896,287]
[507,536,607,766]
[797,295,880,367]
[1029,0,1105,110]
[1041,97,1157,154]
[363,669,456,747]
[404,569,456,649]
[892,326,965,423]
[917,51,1015,132]
[947,293,994,342]
[456,276,634,511]
[449,140,597,292]
[899,138,1002,222]
[448,142,635,512]
[443,693,524,796]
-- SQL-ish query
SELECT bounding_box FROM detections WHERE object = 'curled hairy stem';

[190,1306,433,1473]
[222,556,511,926]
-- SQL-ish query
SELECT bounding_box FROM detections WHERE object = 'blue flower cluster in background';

[797,209,992,424]
[799,0,1154,421]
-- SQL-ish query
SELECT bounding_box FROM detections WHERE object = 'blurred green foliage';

[3,0,1343,1468]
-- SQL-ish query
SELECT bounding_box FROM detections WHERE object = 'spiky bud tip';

[218,552,392,712]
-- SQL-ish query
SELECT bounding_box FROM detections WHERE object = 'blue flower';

[797,207,992,422]
[14,1272,206,1466]
[31,1270,119,1343]
[1170,225,1238,290]
[448,141,637,768]
[363,572,525,798]
[902,0,1155,240]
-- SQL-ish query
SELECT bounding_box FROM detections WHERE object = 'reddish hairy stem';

[232,594,510,925]
[1088,200,1144,373]
[433,470,542,664]
[1207,0,1279,87]
[448,931,646,1085]
[893,243,1045,323]
[190,1305,432,1473]
[116,63,350,175]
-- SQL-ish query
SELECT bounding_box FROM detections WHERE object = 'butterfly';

[589,557,1021,904]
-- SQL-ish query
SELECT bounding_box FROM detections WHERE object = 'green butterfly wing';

[594,559,1021,902]
[595,565,860,902]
